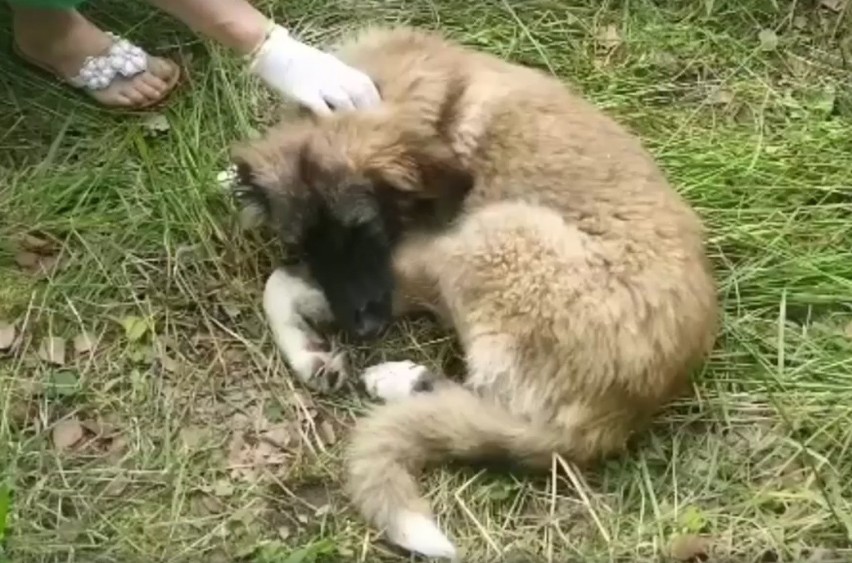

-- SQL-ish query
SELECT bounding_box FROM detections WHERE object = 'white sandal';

[15,31,180,110]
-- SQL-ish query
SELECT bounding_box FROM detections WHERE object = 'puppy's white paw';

[264,268,346,393]
[290,345,350,393]
[389,511,457,560]
[362,360,436,403]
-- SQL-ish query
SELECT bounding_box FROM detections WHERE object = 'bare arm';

[147,0,270,55]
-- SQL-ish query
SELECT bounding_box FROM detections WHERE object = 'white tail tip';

[390,511,457,560]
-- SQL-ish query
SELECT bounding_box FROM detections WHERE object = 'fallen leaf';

[103,477,129,497]
[20,233,53,252]
[262,423,294,449]
[596,24,622,50]
[758,28,779,52]
[120,316,150,343]
[14,251,39,269]
[264,400,285,423]
[159,354,181,374]
[0,322,16,351]
[277,525,291,541]
[806,548,842,562]
[49,371,79,397]
[80,419,107,437]
[33,254,62,277]
[7,401,37,429]
[318,420,337,445]
[208,550,231,563]
[669,534,711,561]
[38,336,66,365]
[213,479,234,497]
[199,495,225,514]
[142,113,170,133]
[106,436,128,460]
[707,87,735,106]
[820,0,846,12]
[56,518,83,542]
[53,418,84,451]
[73,331,96,354]
[221,302,242,319]
[179,425,209,449]
[813,84,837,115]
[16,249,64,278]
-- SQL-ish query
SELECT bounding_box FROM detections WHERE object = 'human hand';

[248,25,380,115]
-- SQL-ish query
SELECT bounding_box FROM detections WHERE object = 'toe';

[132,77,164,102]
[118,84,149,106]
[147,56,179,84]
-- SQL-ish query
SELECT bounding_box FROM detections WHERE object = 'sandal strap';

[68,32,148,91]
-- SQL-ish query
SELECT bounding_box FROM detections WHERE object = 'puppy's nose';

[353,302,387,340]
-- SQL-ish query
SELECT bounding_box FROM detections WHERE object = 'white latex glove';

[248,25,381,115]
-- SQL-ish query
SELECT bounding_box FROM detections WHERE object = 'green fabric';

[7,0,87,8]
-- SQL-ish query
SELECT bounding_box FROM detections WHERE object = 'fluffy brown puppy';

[230,26,719,560]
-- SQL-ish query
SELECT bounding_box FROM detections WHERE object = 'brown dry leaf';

[38,336,66,365]
[820,0,846,12]
[80,418,108,437]
[142,113,170,133]
[228,428,289,483]
[15,251,39,269]
[103,477,129,497]
[318,420,337,445]
[106,436,128,462]
[180,425,209,449]
[159,354,181,374]
[707,88,734,106]
[213,478,235,497]
[56,518,83,542]
[16,248,65,278]
[0,321,16,351]
[669,534,711,561]
[20,233,53,252]
[596,24,622,50]
[758,28,779,52]
[221,302,242,319]
[262,423,295,449]
[7,401,37,429]
[73,331,96,354]
[200,494,225,514]
[53,418,84,451]
[208,550,231,563]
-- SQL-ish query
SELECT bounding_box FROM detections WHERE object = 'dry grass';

[2,0,852,561]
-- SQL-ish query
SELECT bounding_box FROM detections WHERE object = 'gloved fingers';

[348,73,381,109]
[324,88,356,112]
[296,90,333,116]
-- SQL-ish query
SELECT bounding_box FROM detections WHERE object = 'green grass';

[2,0,852,561]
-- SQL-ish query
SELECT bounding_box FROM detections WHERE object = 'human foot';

[11,8,180,109]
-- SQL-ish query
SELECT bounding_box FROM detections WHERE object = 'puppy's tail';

[346,385,575,560]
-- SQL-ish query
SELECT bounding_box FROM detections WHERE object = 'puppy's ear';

[368,137,473,203]
[228,144,317,246]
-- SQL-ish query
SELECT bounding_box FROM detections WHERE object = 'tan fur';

[233,26,718,558]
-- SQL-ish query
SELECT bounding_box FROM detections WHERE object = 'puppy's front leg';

[263,267,350,393]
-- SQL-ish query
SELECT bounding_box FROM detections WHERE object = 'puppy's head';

[231,114,473,340]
